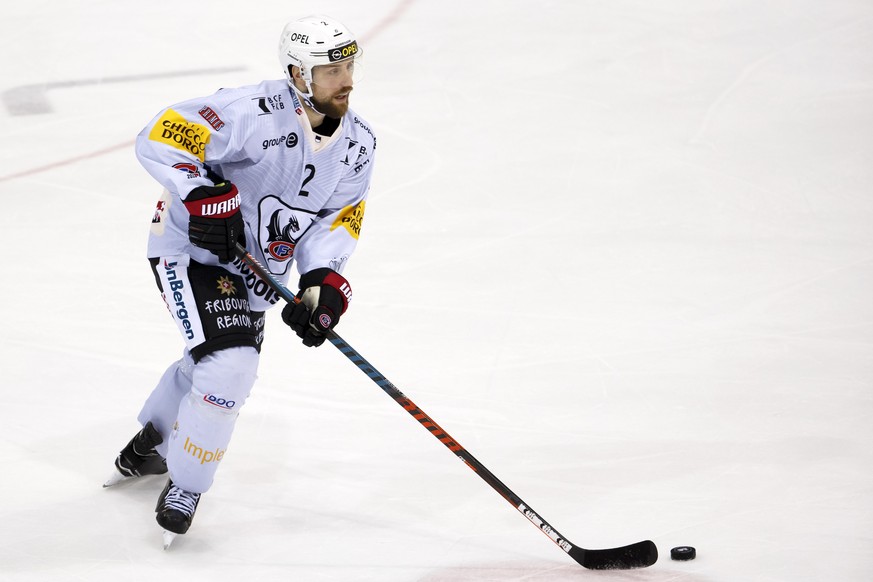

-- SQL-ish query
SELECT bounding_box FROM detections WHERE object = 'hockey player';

[105,15,375,548]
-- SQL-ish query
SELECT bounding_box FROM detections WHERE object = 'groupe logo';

[261,131,299,151]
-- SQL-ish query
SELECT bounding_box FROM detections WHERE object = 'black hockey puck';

[671,546,696,561]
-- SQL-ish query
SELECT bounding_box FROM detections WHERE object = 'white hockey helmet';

[278,15,361,97]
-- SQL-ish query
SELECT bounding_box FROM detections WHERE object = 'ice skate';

[103,421,168,487]
[155,479,201,549]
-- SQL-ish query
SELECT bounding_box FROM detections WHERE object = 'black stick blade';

[569,540,658,570]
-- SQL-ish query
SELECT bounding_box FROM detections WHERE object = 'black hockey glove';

[282,268,352,347]
[184,182,245,263]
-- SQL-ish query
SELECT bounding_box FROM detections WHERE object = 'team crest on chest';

[257,195,319,274]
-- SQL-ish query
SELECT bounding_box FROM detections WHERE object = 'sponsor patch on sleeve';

[330,200,366,240]
[148,108,211,162]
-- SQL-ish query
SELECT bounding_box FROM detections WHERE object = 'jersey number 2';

[299,164,316,197]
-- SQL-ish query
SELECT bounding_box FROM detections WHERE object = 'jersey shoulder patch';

[330,199,366,240]
[147,108,211,162]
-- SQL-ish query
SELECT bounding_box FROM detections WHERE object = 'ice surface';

[1,1,872,580]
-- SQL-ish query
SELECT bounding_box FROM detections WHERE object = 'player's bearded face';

[310,60,356,117]
[310,82,353,118]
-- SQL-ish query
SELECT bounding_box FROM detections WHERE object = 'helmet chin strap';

[291,82,325,117]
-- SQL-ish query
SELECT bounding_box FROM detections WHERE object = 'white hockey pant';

[138,346,259,493]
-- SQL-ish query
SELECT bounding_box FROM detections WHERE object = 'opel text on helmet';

[278,15,361,99]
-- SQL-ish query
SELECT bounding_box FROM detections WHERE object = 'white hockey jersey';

[137,79,376,311]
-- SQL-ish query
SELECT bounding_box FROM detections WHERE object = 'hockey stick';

[234,243,658,570]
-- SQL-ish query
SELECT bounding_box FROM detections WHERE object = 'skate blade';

[102,471,134,488]
[162,530,177,550]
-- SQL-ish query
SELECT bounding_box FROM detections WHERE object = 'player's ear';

[289,65,307,92]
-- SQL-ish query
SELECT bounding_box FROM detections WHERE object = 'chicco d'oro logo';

[148,109,211,162]
[329,41,358,62]
[330,200,366,240]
